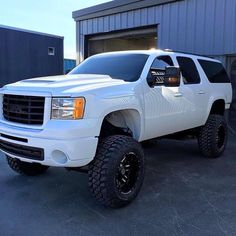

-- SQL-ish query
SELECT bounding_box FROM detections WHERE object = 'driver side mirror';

[164,66,181,87]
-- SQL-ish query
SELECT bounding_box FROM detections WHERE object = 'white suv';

[0,50,232,207]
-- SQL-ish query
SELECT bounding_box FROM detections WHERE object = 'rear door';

[175,56,209,127]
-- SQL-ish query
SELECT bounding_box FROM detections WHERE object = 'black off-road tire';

[198,114,228,158]
[88,135,145,208]
[7,156,49,176]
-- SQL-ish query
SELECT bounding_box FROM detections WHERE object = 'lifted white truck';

[0,50,232,208]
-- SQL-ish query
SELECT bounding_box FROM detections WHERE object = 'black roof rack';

[163,49,214,59]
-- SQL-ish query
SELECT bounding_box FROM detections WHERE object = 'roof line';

[72,0,182,21]
[163,49,215,59]
[0,24,64,39]
[73,0,138,18]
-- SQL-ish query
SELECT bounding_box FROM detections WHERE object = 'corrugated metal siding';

[76,0,236,62]
[0,27,64,87]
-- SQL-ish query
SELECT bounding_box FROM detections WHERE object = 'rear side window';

[177,57,200,84]
[198,60,230,83]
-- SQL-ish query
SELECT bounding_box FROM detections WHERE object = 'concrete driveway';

[0,134,236,236]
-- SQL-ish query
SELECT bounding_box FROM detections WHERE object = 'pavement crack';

[200,190,228,235]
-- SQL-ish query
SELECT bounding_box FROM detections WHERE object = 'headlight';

[51,97,85,120]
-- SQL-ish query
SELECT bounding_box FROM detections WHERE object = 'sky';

[0,0,111,59]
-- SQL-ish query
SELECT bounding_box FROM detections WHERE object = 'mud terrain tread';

[198,115,228,158]
[88,135,144,208]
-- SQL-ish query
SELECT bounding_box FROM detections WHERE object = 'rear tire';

[88,135,145,208]
[198,115,228,158]
[7,156,49,176]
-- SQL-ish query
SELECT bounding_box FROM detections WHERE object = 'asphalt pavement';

[0,133,236,236]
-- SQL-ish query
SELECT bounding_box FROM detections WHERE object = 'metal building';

[64,59,76,74]
[0,25,64,87]
[73,0,236,110]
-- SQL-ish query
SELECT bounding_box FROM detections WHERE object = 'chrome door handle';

[197,91,205,95]
[174,92,183,97]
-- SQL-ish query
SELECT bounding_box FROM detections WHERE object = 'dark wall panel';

[0,27,63,87]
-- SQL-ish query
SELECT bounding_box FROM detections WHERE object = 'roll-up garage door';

[86,26,157,57]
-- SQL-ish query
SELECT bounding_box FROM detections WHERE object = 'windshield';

[69,53,149,82]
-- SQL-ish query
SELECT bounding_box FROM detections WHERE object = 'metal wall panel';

[0,27,64,87]
[64,59,76,74]
[121,12,128,29]
[147,7,156,25]
[115,14,122,30]
[76,0,236,62]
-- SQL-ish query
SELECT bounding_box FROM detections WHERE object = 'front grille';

[0,140,44,161]
[3,94,45,125]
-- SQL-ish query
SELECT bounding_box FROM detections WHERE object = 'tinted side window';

[177,57,200,84]
[198,60,230,83]
[149,56,174,86]
[151,56,174,70]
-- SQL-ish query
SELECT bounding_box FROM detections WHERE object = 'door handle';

[174,92,183,97]
[197,91,205,95]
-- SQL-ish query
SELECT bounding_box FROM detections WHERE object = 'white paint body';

[0,50,232,167]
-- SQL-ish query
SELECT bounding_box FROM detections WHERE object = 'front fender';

[86,93,144,141]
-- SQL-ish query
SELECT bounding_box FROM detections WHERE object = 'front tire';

[89,135,145,208]
[7,156,49,176]
[198,114,228,158]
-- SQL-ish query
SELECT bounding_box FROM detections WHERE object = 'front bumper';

[0,119,100,167]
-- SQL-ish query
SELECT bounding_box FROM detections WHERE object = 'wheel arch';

[99,108,143,141]
[209,99,226,116]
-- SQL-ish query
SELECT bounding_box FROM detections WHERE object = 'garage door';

[86,26,157,57]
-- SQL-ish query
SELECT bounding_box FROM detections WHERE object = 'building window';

[48,47,55,56]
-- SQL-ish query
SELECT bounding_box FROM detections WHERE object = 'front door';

[143,56,187,140]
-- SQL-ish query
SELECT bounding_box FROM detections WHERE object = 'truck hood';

[2,74,131,96]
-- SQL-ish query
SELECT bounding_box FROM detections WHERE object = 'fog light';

[52,150,68,164]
